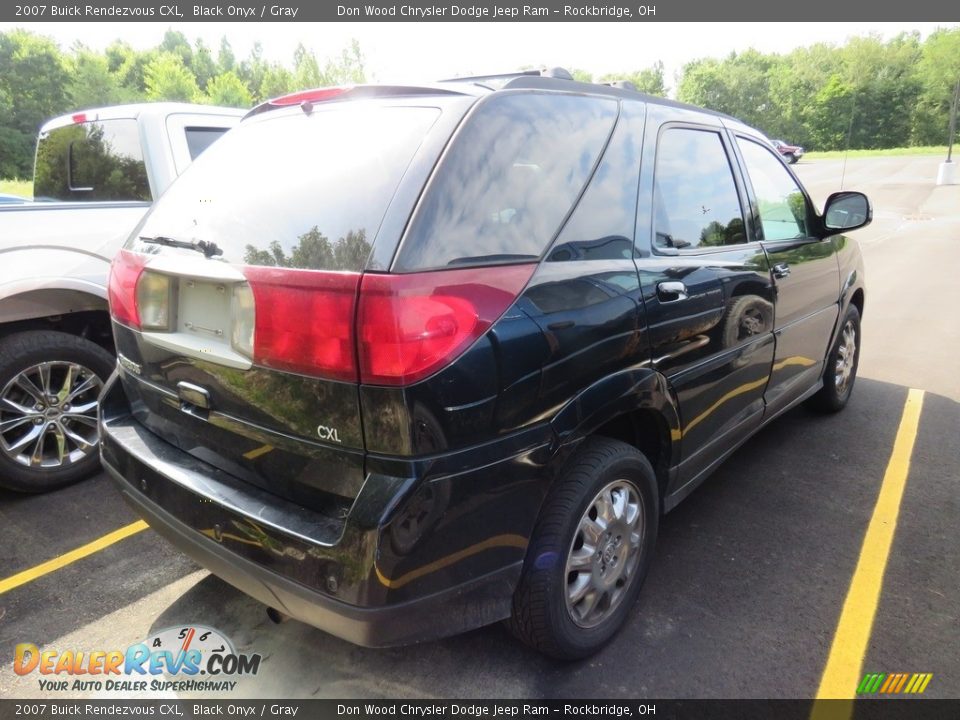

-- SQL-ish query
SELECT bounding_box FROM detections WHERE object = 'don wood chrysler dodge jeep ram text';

[100,71,871,659]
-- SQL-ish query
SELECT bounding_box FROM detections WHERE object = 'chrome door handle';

[773,263,791,279]
[657,281,688,302]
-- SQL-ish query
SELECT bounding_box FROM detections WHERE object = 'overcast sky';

[2,22,957,95]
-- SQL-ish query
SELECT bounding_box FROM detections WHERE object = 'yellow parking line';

[811,389,925,716]
[0,520,149,596]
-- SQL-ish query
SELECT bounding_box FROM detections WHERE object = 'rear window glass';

[133,105,441,272]
[184,127,228,160]
[34,119,150,202]
[394,93,619,271]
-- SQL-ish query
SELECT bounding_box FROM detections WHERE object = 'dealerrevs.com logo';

[14,626,261,693]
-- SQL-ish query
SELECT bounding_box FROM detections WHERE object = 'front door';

[732,137,840,417]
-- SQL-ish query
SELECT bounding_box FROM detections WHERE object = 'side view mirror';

[823,191,872,233]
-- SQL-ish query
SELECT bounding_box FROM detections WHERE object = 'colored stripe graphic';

[856,672,933,694]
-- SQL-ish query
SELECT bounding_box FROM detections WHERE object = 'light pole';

[947,77,959,162]
[937,77,960,185]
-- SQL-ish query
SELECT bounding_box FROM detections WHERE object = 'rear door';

[731,136,839,416]
[636,109,776,493]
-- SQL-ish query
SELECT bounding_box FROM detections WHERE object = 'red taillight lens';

[108,249,146,329]
[242,267,360,381]
[357,264,535,386]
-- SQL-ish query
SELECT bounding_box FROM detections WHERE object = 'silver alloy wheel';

[834,320,857,395]
[565,479,645,628]
[0,361,103,470]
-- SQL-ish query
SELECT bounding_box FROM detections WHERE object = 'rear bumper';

[99,372,534,647]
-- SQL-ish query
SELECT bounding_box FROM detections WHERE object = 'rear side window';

[34,119,150,202]
[184,127,228,160]
[653,127,746,251]
[395,93,619,271]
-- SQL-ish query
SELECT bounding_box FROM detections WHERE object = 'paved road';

[1,156,957,700]
[795,156,960,402]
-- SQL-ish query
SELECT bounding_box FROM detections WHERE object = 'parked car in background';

[0,103,242,493]
[100,71,870,659]
[772,139,805,164]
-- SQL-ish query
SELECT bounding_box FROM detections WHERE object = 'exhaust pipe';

[266,607,290,624]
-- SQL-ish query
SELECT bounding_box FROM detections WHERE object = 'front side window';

[34,119,150,202]
[653,127,746,251]
[737,138,812,241]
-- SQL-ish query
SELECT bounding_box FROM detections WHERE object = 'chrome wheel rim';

[0,361,103,470]
[565,479,645,629]
[834,320,857,395]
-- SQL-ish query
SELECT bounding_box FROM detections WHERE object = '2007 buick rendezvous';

[101,70,870,659]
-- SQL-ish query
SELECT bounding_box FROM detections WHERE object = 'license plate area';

[179,278,231,340]
[141,277,252,370]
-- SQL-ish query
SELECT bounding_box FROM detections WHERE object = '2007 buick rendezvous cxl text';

[101,70,871,659]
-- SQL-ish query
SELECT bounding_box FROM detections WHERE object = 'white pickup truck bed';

[0,102,243,492]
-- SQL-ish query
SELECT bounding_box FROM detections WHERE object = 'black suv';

[101,71,870,660]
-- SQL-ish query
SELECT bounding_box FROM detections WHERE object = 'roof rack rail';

[439,67,575,86]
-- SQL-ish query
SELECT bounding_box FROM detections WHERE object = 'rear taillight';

[136,271,174,331]
[108,249,146,329]
[357,264,535,386]
[109,252,534,387]
[241,267,360,381]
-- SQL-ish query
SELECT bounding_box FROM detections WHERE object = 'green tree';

[191,39,217,91]
[912,28,960,145]
[600,62,666,96]
[67,46,126,109]
[260,65,296,100]
[160,30,193,68]
[320,39,366,84]
[570,68,593,83]
[204,71,253,108]
[839,33,921,149]
[143,52,200,102]
[217,37,236,74]
[0,29,70,177]
[766,43,840,147]
[677,50,780,134]
[293,43,322,88]
[238,42,268,99]
[105,41,155,95]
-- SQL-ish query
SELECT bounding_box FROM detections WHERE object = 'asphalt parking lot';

[1,155,958,700]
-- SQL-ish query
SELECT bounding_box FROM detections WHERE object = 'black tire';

[508,437,659,660]
[808,305,861,413]
[784,152,797,164]
[0,331,114,493]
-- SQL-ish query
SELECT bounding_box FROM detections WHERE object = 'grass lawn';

[0,178,32,199]
[804,146,951,160]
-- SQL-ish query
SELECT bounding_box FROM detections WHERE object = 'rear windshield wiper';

[139,235,223,258]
